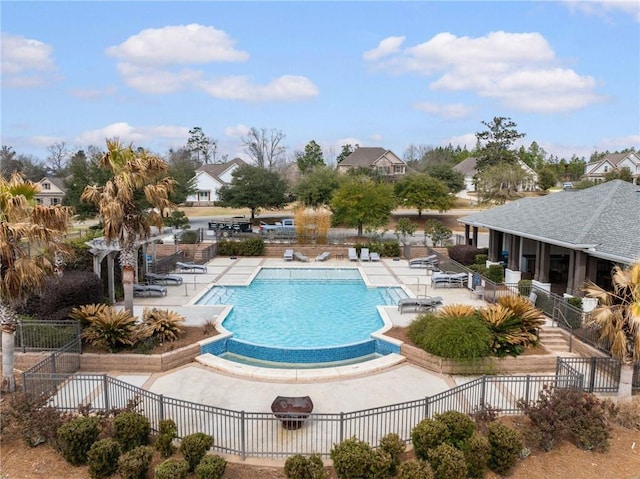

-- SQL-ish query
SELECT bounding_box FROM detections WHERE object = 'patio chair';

[397,296,443,314]
[409,255,439,269]
[133,283,168,297]
[431,272,467,288]
[283,249,294,261]
[348,248,358,261]
[294,251,309,262]
[370,252,380,261]
[146,272,183,285]
[470,285,485,300]
[315,252,331,262]
[360,248,370,261]
[176,261,207,273]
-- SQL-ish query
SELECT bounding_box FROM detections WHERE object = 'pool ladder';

[208,285,233,304]
[382,287,404,305]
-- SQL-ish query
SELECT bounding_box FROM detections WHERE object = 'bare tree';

[187,127,217,166]
[46,141,70,175]
[241,127,287,170]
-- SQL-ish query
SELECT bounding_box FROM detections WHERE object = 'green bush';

[379,432,405,474]
[329,436,374,479]
[57,416,101,465]
[461,433,491,479]
[474,254,488,265]
[486,264,504,283]
[409,315,492,360]
[154,458,189,479]
[426,443,467,479]
[118,445,154,479]
[195,454,228,479]
[447,245,482,265]
[8,393,67,448]
[411,418,450,461]
[217,237,265,256]
[517,279,532,296]
[396,460,434,479]
[568,392,611,451]
[178,229,199,244]
[486,422,522,475]
[380,241,401,258]
[113,411,151,452]
[369,448,393,479]
[155,419,178,458]
[434,411,476,448]
[179,432,214,472]
[87,438,121,479]
[284,454,327,479]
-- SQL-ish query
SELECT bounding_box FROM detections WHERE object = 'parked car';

[259,219,295,234]
[563,182,573,190]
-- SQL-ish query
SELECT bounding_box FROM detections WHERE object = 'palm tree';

[81,139,176,314]
[583,262,640,398]
[1,173,72,392]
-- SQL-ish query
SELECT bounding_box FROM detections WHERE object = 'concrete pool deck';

[122,257,488,412]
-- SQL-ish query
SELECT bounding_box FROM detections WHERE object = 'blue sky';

[2,1,639,165]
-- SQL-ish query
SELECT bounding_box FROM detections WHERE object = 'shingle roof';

[340,147,388,167]
[197,158,247,180]
[453,157,478,176]
[459,180,640,263]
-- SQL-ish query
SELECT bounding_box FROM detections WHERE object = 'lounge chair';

[370,252,380,261]
[146,272,183,285]
[315,252,331,262]
[360,248,370,261]
[283,249,294,261]
[409,255,439,269]
[397,296,443,314]
[294,251,309,262]
[133,283,168,297]
[176,261,207,273]
[348,248,358,261]
[431,272,467,288]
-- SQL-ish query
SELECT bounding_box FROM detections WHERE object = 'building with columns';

[458,180,640,296]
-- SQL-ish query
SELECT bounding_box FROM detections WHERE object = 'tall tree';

[295,165,340,207]
[46,141,70,176]
[186,127,217,167]
[536,166,557,191]
[584,262,640,397]
[1,173,72,392]
[63,150,99,219]
[394,174,455,217]
[475,162,530,204]
[217,164,288,219]
[296,140,325,173]
[475,116,525,170]
[165,147,197,203]
[241,127,287,170]
[423,163,465,193]
[330,176,396,236]
[0,146,20,178]
[336,144,356,164]
[81,139,176,314]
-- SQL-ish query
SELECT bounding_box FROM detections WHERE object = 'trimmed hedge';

[217,237,265,256]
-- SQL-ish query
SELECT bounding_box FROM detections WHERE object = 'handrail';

[553,306,574,352]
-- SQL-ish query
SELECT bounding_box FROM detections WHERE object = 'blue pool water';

[196,268,406,349]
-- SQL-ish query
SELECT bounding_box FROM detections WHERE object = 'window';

[36,198,43,205]
[198,191,210,201]
[52,198,60,205]
[43,182,51,190]
[603,166,608,172]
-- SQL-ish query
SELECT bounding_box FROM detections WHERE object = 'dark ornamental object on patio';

[271,396,314,430]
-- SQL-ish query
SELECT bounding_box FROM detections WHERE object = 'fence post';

[103,374,110,413]
[339,412,344,444]
[19,321,26,353]
[159,395,164,423]
[480,376,486,409]
[240,411,246,461]
[424,396,430,419]
[525,375,531,404]
[588,357,597,393]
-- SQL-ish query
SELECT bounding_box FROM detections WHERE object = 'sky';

[2,0,639,166]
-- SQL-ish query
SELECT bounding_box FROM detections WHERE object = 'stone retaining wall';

[78,343,201,373]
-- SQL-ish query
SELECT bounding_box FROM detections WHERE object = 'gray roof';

[459,180,640,263]
[453,157,478,176]
[340,147,389,167]
[197,158,247,180]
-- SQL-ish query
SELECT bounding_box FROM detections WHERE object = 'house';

[453,157,538,192]
[186,158,248,205]
[336,147,406,178]
[36,176,66,206]
[458,180,640,296]
[583,152,640,184]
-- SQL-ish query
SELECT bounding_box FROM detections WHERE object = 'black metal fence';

[0,320,81,353]
[21,337,82,398]
[22,372,581,460]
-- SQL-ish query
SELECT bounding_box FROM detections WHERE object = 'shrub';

[486,264,504,283]
[369,448,393,479]
[411,418,450,460]
[461,432,491,479]
[409,315,492,360]
[57,416,101,465]
[155,419,178,458]
[569,392,611,451]
[612,397,640,430]
[380,241,401,258]
[82,306,138,352]
[486,422,522,475]
[474,254,488,265]
[179,432,214,472]
[426,443,467,479]
[567,296,583,309]
[8,393,67,448]
[113,411,151,452]
[154,458,190,479]
[20,270,103,322]
[434,411,475,448]
[396,460,434,479]
[284,454,327,479]
[447,245,482,265]
[178,229,199,244]
[69,303,110,328]
[217,237,265,256]
[140,307,185,343]
[379,432,405,474]
[195,454,228,479]
[87,438,121,479]
[466,264,488,277]
[436,304,476,319]
[517,279,532,296]
[330,436,374,479]
[478,305,530,357]
[118,445,154,479]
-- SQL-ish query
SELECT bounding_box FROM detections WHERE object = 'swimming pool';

[197,268,407,366]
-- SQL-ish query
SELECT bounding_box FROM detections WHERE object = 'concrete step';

[539,328,572,353]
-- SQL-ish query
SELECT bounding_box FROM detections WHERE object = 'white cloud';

[224,124,251,138]
[363,36,405,61]
[1,33,57,87]
[444,133,477,150]
[116,63,203,94]
[414,102,474,119]
[369,133,384,143]
[366,31,604,113]
[564,0,640,22]
[75,122,189,148]
[69,86,118,100]
[198,75,318,101]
